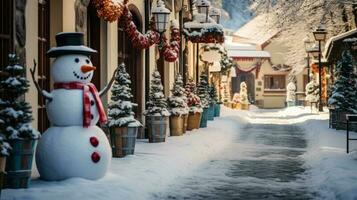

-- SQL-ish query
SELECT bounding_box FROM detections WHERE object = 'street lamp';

[312,25,327,112]
[152,0,171,34]
[196,0,211,23]
[209,7,221,24]
[304,37,313,82]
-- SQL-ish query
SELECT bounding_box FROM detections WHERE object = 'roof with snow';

[233,14,280,46]
[228,50,271,58]
[324,28,357,62]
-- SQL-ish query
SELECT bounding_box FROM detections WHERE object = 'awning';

[324,28,357,63]
[228,50,271,58]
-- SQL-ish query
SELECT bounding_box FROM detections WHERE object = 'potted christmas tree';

[197,72,210,128]
[0,54,40,188]
[145,70,170,143]
[208,85,218,120]
[286,82,296,107]
[212,85,221,117]
[185,79,203,130]
[108,63,142,157]
[328,50,357,130]
[240,82,249,110]
[168,74,189,136]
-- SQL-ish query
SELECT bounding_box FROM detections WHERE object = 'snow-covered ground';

[3,106,357,200]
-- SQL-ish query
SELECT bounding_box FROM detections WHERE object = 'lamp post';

[196,0,211,23]
[152,0,170,40]
[209,7,221,24]
[312,25,327,112]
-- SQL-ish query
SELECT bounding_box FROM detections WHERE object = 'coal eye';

[85,59,90,64]
[75,58,80,63]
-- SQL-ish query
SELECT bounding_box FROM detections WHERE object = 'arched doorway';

[118,6,143,118]
[232,72,255,103]
[87,2,101,89]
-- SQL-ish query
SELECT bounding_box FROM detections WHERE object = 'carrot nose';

[81,65,96,73]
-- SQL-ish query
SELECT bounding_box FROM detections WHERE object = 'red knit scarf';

[54,82,107,128]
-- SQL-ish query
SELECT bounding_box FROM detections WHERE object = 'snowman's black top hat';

[47,32,97,57]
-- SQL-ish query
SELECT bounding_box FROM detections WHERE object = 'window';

[0,0,14,70]
[264,75,286,90]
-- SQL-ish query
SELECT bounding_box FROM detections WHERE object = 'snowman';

[30,32,117,181]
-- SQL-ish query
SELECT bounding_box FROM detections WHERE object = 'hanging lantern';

[196,0,210,23]
[308,43,320,59]
[209,61,222,72]
[313,25,328,41]
[152,0,171,34]
[209,7,221,24]
[230,66,237,78]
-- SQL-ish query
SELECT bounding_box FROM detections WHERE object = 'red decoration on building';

[90,136,99,147]
[160,25,181,62]
[91,0,127,22]
[91,152,101,163]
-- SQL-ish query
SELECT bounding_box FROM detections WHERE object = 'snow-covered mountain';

[209,0,253,30]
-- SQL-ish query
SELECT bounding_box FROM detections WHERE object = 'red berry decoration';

[91,152,101,163]
[90,136,99,147]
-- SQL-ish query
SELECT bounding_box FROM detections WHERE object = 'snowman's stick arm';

[30,60,53,101]
[99,67,118,97]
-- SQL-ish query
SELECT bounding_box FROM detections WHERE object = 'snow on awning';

[324,28,357,62]
[228,50,271,59]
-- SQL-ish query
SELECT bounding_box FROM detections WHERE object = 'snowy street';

[3,107,357,200]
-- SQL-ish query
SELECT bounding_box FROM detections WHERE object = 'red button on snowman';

[32,32,118,181]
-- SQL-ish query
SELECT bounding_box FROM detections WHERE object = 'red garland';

[160,26,181,62]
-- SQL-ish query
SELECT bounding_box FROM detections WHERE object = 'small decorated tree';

[0,54,40,188]
[240,82,249,105]
[145,70,170,142]
[209,85,221,117]
[328,50,357,113]
[286,82,296,107]
[305,77,320,104]
[168,74,189,136]
[185,79,202,130]
[108,63,141,157]
[197,72,210,127]
[209,85,218,105]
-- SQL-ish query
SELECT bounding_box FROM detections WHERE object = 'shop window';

[264,75,286,90]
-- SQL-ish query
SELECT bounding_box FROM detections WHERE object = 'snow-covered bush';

[108,63,141,127]
[197,72,210,108]
[305,78,319,103]
[286,82,296,102]
[240,82,249,104]
[328,50,357,113]
[168,74,189,116]
[185,79,203,113]
[0,135,11,156]
[0,54,40,140]
[145,70,170,117]
[232,93,240,103]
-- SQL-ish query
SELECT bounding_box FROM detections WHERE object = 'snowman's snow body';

[35,33,112,181]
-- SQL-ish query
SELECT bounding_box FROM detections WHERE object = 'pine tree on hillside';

[168,74,189,116]
[145,70,170,116]
[0,54,40,140]
[185,78,203,113]
[108,63,141,127]
[197,72,210,108]
[328,50,357,113]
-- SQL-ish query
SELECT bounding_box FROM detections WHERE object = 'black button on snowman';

[33,32,118,181]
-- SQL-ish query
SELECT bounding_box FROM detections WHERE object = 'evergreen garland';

[328,50,357,113]
[168,74,189,116]
[0,54,40,140]
[108,63,141,127]
[145,70,170,116]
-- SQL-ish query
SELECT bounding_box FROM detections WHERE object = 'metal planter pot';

[214,104,221,117]
[110,126,138,158]
[147,116,169,143]
[5,139,37,189]
[170,115,185,136]
[207,104,215,121]
[187,112,201,131]
[200,108,209,128]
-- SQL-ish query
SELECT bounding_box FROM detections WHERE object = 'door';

[87,2,101,89]
[232,72,255,103]
[37,0,51,133]
[118,11,143,118]
[0,0,14,71]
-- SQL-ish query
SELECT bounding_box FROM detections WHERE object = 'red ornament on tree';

[90,136,99,147]
[91,152,101,163]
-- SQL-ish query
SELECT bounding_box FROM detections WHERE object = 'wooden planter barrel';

[214,104,221,117]
[183,114,188,134]
[207,104,215,121]
[187,112,201,131]
[147,116,169,143]
[170,115,185,136]
[200,108,209,128]
[5,139,37,189]
[110,126,138,158]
